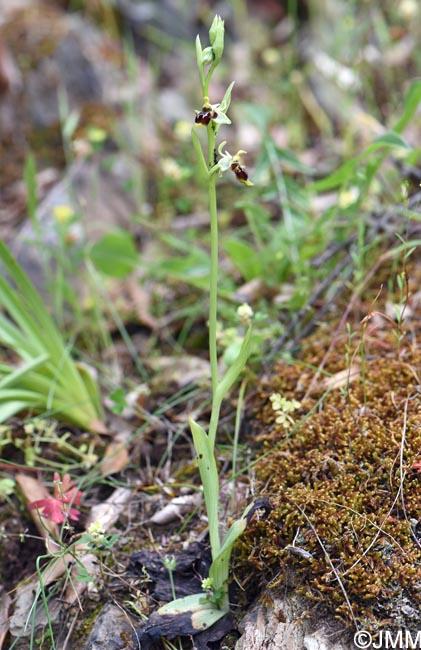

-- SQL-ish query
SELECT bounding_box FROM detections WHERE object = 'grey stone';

[10,152,139,294]
[235,592,353,650]
[85,603,135,650]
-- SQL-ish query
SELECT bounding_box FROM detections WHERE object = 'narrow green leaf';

[371,132,410,149]
[195,35,205,93]
[0,355,49,389]
[62,108,80,141]
[23,154,38,231]
[0,388,44,402]
[310,158,359,192]
[75,362,102,415]
[0,241,103,427]
[209,503,253,589]
[0,281,44,354]
[0,314,41,360]
[0,241,47,324]
[0,401,40,421]
[189,417,220,557]
[311,133,411,192]
[0,242,67,359]
[275,146,315,173]
[393,79,421,134]
[215,326,252,406]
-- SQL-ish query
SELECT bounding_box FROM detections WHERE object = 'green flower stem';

[207,123,219,449]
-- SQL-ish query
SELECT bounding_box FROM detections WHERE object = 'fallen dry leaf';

[126,275,159,330]
[100,429,131,476]
[150,493,202,525]
[319,364,361,391]
[0,588,11,650]
[232,277,267,304]
[148,354,210,389]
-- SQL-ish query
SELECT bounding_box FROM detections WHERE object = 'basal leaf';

[158,593,213,615]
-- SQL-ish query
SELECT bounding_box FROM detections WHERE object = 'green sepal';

[219,81,235,115]
[195,35,205,94]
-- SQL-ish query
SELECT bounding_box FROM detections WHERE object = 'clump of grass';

[0,241,104,431]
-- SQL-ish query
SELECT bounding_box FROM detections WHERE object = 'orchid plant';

[157,15,255,629]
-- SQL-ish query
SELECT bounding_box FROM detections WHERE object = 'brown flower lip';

[231,160,249,182]
[195,108,218,125]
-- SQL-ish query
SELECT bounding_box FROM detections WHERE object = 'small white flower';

[87,521,105,545]
[237,303,254,326]
[201,577,214,591]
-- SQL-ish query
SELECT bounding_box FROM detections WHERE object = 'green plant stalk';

[207,123,221,451]
[231,378,247,510]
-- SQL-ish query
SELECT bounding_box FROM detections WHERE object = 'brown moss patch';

[241,278,421,633]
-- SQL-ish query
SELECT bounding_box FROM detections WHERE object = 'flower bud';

[209,15,224,65]
[163,554,177,571]
[201,46,214,67]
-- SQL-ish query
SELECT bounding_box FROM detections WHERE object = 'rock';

[10,152,139,293]
[0,0,31,25]
[127,542,211,602]
[85,603,134,650]
[235,592,353,650]
[8,581,62,642]
[1,4,128,131]
[0,1,144,192]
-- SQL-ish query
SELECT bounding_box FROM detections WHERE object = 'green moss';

[73,603,103,643]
